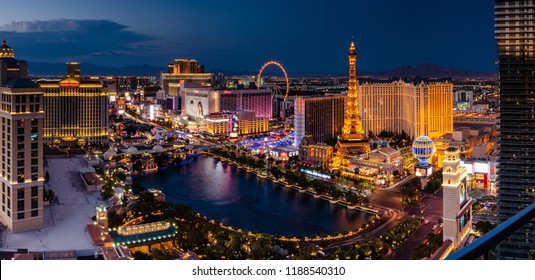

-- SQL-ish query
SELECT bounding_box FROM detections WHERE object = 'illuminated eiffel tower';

[334,41,369,166]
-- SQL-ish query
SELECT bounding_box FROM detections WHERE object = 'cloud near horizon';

[0,19,165,66]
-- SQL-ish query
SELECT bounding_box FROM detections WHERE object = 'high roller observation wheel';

[257,60,290,102]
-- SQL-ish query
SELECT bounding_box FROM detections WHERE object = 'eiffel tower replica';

[335,41,370,161]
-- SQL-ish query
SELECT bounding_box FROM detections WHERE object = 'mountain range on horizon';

[27,62,497,79]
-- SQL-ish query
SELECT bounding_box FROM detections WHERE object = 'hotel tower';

[0,41,44,232]
[495,0,535,259]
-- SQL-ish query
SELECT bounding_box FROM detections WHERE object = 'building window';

[17,200,24,211]
[17,188,24,199]
[18,212,24,220]
[31,186,38,197]
[31,210,38,217]
[31,198,38,209]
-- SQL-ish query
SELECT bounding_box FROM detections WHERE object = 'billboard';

[459,211,471,232]
[149,104,155,120]
[185,92,209,118]
[415,165,433,178]
[460,160,473,174]
[474,162,488,173]
[460,180,468,207]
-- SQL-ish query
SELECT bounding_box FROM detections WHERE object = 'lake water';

[136,156,372,236]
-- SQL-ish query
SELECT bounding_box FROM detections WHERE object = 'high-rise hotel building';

[180,83,273,120]
[495,0,535,259]
[359,81,453,139]
[39,63,109,146]
[0,41,44,232]
[294,95,345,147]
[160,59,213,94]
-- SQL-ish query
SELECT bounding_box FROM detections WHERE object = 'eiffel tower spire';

[334,41,369,162]
[341,41,365,137]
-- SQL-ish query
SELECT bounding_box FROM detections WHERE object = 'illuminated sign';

[300,169,330,180]
[474,173,488,189]
[415,165,432,178]
[185,94,209,118]
[460,161,473,174]
[460,181,467,207]
[149,105,155,120]
[474,162,488,173]
[59,83,79,87]
[459,211,471,232]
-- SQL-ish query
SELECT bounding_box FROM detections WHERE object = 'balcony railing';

[446,201,535,260]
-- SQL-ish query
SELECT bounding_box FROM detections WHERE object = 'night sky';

[0,0,495,74]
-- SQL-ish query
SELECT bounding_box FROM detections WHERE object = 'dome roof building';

[152,145,164,153]
[0,40,15,58]
[103,148,117,161]
[126,146,138,155]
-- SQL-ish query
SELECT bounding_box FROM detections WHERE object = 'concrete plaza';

[3,156,109,253]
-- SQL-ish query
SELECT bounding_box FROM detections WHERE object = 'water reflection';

[137,156,371,236]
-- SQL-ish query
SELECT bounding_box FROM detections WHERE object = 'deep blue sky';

[0,0,495,73]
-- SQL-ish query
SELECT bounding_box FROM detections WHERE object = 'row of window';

[2,183,40,220]
[17,186,39,199]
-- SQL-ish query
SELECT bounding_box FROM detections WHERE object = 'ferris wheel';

[257,60,290,102]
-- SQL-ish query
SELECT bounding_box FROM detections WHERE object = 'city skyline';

[2,0,533,264]
[0,0,495,74]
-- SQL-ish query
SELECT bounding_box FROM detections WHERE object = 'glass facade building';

[495,0,535,259]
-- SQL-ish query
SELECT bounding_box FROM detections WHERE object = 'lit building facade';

[300,144,333,168]
[442,146,473,251]
[269,146,299,161]
[219,88,272,119]
[351,147,403,179]
[180,84,272,120]
[159,59,212,102]
[205,110,268,137]
[359,81,453,139]
[0,41,44,232]
[294,95,345,147]
[429,83,454,138]
[39,63,109,146]
[495,0,535,259]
